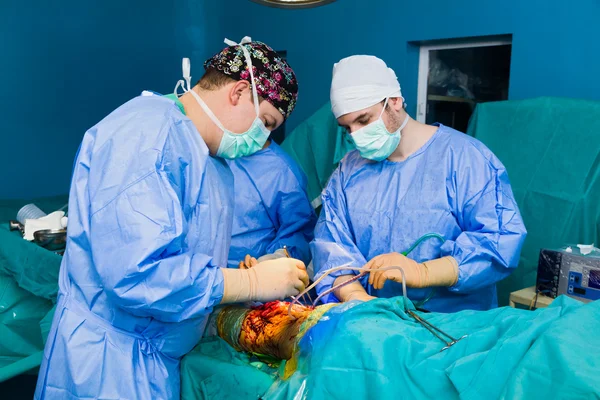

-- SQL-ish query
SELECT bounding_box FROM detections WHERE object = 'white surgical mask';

[350,98,409,162]
[174,37,270,159]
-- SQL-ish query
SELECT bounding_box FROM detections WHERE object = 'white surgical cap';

[330,55,403,119]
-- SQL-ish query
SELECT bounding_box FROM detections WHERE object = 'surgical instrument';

[292,264,467,352]
[311,233,446,307]
[394,266,466,352]
[284,245,313,304]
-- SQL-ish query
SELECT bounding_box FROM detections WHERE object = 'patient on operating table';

[213,258,381,362]
[213,254,346,362]
[216,301,336,361]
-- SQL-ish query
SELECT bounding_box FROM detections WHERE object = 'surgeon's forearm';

[333,275,373,302]
[421,256,459,287]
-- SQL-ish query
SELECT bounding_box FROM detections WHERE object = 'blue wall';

[219,0,600,130]
[4,0,599,199]
[175,1,235,82]
[0,0,215,199]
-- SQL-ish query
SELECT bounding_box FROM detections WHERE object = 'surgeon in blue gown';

[34,38,309,399]
[311,55,527,312]
[227,140,316,269]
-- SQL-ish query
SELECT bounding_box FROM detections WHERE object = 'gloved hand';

[365,253,458,290]
[221,258,309,304]
[333,275,376,302]
[238,254,258,269]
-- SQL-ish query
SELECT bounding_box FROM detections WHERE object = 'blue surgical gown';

[34,94,233,399]
[226,142,316,268]
[311,124,527,312]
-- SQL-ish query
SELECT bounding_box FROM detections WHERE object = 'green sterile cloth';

[180,297,600,399]
[181,336,277,400]
[0,195,66,300]
[0,226,62,301]
[280,102,354,211]
[0,196,66,382]
[265,296,600,399]
[0,274,53,382]
[467,97,600,305]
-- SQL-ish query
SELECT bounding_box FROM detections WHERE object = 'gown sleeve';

[442,147,527,293]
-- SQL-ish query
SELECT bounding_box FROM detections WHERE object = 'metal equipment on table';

[33,229,67,255]
[8,207,68,256]
[9,220,24,234]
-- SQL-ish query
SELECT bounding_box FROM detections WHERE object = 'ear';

[229,80,251,106]
[389,97,404,111]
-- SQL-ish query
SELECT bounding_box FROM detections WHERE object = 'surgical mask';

[350,98,409,162]
[174,37,270,159]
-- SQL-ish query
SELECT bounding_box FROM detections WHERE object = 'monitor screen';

[589,269,600,290]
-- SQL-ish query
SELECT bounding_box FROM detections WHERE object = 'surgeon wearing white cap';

[310,56,527,312]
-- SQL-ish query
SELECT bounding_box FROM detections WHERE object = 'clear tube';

[401,233,445,256]
[297,232,446,314]
[312,272,367,306]
[288,265,409,315]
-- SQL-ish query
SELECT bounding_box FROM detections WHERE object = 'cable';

[530,291,538,310]
[312,272,367,306]
[283,245,313,305]
[309,233,445,309]
[288,265,409,316]
[299,264,467,352]
[400,233,445,256]
[531,289,552,310]
[399,233,445,307]
[297,232,446,314]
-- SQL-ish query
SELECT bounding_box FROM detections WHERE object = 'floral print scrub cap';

[204,37,299,121]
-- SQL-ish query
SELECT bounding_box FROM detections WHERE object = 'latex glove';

[333,275,376,302]
[238,254,258,269]
[366,253,458,290]
[257,248,288,262]
[221,258,309,304]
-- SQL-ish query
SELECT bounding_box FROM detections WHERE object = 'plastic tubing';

[298,232,445,312]
[311,272,367,306]
[401,233,445,256]
[288,265,409,315]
